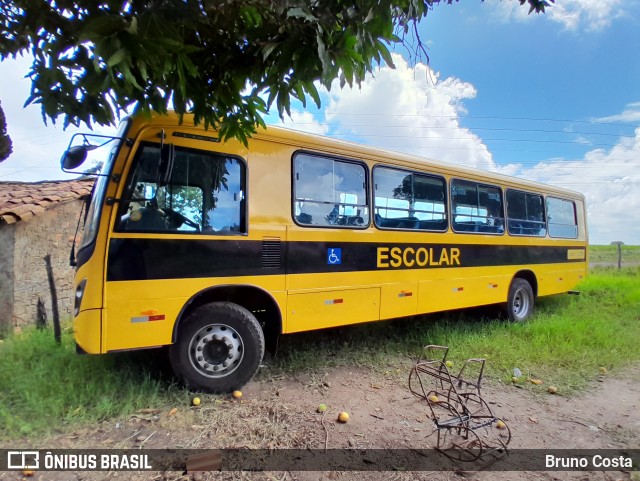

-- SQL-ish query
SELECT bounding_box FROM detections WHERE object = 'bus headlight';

[74,279,87,317]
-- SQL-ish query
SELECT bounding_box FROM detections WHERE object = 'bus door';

[102,130,251,351]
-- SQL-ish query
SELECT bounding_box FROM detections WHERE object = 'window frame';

[450,178,505,236]
[114,141,248,236]
[372,164,448,232]
[291,150,370,230]
[505,188,548,238]
[546,196,578,239]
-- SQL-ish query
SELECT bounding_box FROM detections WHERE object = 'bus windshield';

[79,120,130,250]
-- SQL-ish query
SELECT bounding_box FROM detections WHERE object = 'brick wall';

[0,224,15,333]
[11,199,83,328]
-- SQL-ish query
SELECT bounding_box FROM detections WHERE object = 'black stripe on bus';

[106,238,585,282]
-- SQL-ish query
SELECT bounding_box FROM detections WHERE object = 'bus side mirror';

[61,145,90,171]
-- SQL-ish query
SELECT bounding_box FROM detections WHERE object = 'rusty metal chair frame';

[409,345,511,462]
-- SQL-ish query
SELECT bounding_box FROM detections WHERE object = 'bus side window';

[547,197,578,238]
[373,166,447,231]
[293,153,369,228]
[506,189,546,237]
[451,179,503,234]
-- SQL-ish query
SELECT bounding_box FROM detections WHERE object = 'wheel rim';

[512,287,530,319]
[188,324,244,378]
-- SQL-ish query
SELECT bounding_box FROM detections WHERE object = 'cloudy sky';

[1,0,639,244]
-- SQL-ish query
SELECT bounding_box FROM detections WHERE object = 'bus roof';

[129,112,586,202]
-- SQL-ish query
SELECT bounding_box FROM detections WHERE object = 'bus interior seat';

[455,221,482,232]
[297,213,312,224]
[419,219,447,231]
[376,215,420,229]
[121,204,167,231]
[135,205,167,230]
[396,217,419,229]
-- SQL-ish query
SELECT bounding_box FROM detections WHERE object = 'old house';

[0,179,94,333]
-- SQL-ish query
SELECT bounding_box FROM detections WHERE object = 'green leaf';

[316,32,332,74]
[261,42,280,61]
[80,15,127,41]
[120,63,143,91]
[241,6,263,27]
[304,82,322,108]
[127,17,138,35]
[344,33,358,51]
[341,60,354,88]
[107,49,128,68]
[287,7,317,22]
[266,87,278,109]
[293,82,306,107]
[376,41,395,68]
[364,8,376,23]
[136,59,148,81]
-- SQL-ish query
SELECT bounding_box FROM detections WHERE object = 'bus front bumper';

[74,308,102,354]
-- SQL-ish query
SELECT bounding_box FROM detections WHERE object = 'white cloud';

[594,102,640,123]
[270,110,328,136]
[549,0,626,31]
[322,54,496,170]
[501,100,640,245]
[515,127,640,244]
[490,0,627,31]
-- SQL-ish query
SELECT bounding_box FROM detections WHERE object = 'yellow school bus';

[62,112,588,393]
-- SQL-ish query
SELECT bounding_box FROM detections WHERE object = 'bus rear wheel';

[170,302,265,393]
[505,278,534,323]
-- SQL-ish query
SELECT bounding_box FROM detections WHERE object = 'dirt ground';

[2,361,638,481]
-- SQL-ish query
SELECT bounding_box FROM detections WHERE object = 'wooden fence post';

[44,254,61,344]
[610,241,624,270]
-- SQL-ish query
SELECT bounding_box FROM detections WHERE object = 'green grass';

[1,267,639,441]
[0,326,187,441]
[589,244,640,264]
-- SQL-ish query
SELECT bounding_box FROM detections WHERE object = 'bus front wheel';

[505,278,534,323]
[170,302,265,393]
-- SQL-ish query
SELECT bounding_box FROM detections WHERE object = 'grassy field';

[0,329,189,439]
[589,244,640,264]
[1,266,639,440]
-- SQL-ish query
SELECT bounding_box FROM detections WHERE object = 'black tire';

[505,278,534,323]
[170,302,265,393]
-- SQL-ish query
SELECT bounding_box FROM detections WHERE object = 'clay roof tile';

[0,179,95,225]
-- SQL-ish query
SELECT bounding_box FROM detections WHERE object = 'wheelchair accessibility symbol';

[327,248,342,265]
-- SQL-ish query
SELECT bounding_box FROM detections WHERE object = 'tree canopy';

[0,102,13,161]
[0,0,552,145]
